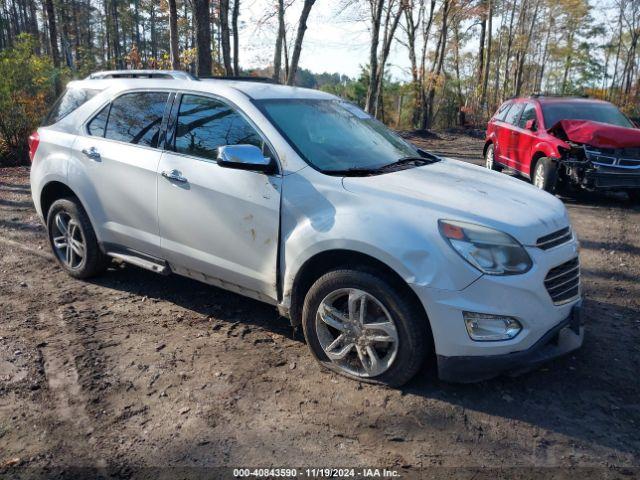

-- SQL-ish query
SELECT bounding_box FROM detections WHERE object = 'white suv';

[29,71,583,386]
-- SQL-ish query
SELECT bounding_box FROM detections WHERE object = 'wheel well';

[40,181,78,222]
[483,141,492,157]
[289,250,432,338]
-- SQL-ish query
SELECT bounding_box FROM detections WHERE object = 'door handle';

[161,169,188,182]
[81,146,101,160]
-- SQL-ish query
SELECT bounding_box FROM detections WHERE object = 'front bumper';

[409,238,583,382]
[583,169,640,189]
[437,305,584,382]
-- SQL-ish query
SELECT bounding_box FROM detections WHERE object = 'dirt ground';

[1,133,639,479]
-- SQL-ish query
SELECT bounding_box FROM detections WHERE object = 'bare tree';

[286,0,316,85]
[194,0,212,76]
[169,0,180,69]
[232,0,240,75]
[219,0,232,74]
[365,0,386,113]
[273,0,286,81]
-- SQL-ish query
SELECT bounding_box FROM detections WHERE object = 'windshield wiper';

[324,151,440,177]
[379,155,439,171]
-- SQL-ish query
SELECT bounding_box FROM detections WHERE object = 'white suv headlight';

[439,220,532,275]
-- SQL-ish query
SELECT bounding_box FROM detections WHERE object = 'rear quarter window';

[493,102,512,122]
[503,102,525,125]
[43,88,101,126]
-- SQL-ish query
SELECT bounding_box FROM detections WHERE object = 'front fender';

[279,169,482,308]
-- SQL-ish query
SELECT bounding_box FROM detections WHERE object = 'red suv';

[484,95,640,201]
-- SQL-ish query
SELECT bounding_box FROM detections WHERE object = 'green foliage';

[0,34,59,165]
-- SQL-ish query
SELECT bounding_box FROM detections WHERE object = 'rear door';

[500,102,526,168]
[490,102,513,164]
[512,102,539,174]
[157,93,281,300]
[72,91,171,257]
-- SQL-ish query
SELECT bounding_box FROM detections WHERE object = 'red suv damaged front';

[484,96,640,200]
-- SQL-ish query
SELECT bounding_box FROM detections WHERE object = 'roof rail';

[199,75,280,84]
[530,92,589,99]
[86,70,197,81]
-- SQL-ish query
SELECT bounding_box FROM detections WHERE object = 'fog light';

[463,312,522,341]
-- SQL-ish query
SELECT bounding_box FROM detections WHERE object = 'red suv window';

[503,102,525,125]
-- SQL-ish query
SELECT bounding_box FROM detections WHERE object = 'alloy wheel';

[534,163,545,189]
[51,211,86,269]
[486,146,494,169]
[315,288,399,378]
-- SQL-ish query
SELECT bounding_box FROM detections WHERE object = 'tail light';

[28,131,40,163]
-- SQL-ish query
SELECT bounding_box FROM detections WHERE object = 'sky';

[237,0,618,83]
[239,0,413,80]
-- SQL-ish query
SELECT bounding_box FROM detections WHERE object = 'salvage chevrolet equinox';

[29,71,584,386]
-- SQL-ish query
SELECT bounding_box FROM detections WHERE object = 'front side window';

[87,104,110,137]
[103,92,168,147]
[174,94,264,161]
[255,99,420,172]
[503,102,525,126]
[517,103,537,128]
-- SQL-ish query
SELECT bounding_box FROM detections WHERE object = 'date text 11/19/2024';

[233,468,401,477]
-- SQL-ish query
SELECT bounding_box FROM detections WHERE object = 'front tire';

[301,268,429,387]
[532,157,558,193]
[47,198,110,279]
[485,144,502,172]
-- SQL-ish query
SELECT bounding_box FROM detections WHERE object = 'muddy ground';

[0,133,639,479]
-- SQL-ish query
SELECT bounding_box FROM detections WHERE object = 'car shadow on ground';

[89,264,639,458]
[89,263,299,342]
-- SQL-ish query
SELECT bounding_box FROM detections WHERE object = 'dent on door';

[157,152,282,303]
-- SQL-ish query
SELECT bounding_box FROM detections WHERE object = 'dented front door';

[157,93,281,300]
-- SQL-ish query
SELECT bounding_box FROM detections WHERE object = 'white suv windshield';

[256,99,421,173]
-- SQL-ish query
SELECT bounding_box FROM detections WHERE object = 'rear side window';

[44,88,100,126]
[103,92,169,147]
[503,102,525,125]
[517,103,537,128]
[174,94,264,161]
[493,102,512,122]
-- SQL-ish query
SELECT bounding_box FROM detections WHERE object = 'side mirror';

[525,119,537,131]
[217,144,276,174]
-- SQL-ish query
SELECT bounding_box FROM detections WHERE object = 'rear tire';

[301,268,429,387]
[485,144,503,172]
[532,157,558,193]
[47,198,110,279]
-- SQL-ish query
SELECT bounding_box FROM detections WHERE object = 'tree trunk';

[286,0,316,86]
[424,0,449,130]
[514,0,539,96]
[219,0,232,74]
[44,0,59,68]
[194,0,212,76]
[273,0,285,82]
[168,0,180,69]
[480,0,492,114]
[502,0,517,97]
[232,0,240,75]
[44,0,61,94]
[477,0,487,92]
[373,0,404,117]
[365,0,385,113]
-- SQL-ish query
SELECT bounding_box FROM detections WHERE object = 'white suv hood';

[342,158,570,246]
